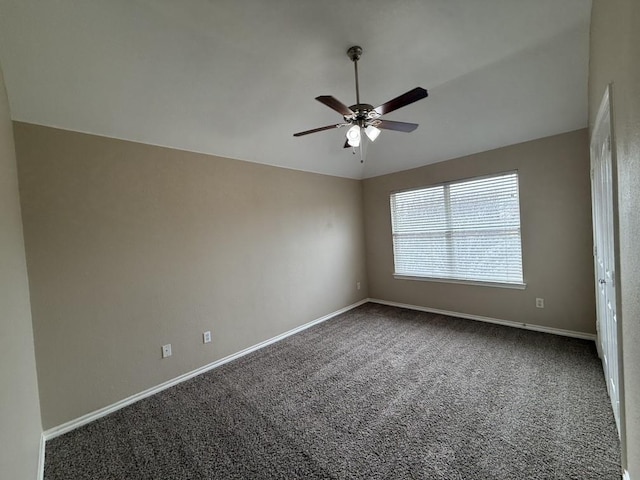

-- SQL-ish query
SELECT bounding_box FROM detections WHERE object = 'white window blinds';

[390,172,524,286]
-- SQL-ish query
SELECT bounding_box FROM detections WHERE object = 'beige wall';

[590,1,640,476]
[363,129,595,334]
[0,68,42,476]
[13,123,368,429]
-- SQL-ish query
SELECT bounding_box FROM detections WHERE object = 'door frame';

[590,83,626,468]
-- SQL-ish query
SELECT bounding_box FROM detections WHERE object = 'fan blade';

[293,124,345,137]
[377,120,419,132]
[374,87,428,116]
[316,96,354,116]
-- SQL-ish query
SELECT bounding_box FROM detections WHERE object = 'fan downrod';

[347,46,363,105]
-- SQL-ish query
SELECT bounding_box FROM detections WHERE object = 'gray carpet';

[44,303,621,479]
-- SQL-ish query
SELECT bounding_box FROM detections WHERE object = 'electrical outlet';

[203,331,212,344]
[535,298,545,308]
[162,344,172,358]
[356,281,361,290]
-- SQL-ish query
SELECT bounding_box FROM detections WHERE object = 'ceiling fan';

[293,46,428,157]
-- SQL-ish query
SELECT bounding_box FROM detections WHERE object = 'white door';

[590,85,621,434]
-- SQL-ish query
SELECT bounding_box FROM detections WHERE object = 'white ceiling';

[0,0,592,179]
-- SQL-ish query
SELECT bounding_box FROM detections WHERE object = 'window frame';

[389,170,526,289]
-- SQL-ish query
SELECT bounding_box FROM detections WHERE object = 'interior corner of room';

[1,0,639,479]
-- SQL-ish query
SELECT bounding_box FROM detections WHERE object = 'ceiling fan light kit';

[346,124,361,147]
[294,45,428,162]
[365,125,381,142]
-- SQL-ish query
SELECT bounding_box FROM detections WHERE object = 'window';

[389,171,524,287]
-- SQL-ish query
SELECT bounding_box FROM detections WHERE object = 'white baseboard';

[43,298,368,440]
[37,432,45,480]
[38,297,596,443]
[369,298,597,341]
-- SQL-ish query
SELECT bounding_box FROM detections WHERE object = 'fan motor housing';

[346,103,380,123]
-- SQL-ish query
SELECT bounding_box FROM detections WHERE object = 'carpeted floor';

[44,303,621,479]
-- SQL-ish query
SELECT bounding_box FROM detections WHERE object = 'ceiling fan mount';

[294,45,428,155]
[346,45,363,62]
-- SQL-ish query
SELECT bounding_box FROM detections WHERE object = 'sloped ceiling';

[0,0,591,179]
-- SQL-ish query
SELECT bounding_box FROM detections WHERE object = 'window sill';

[393,274,527,290]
